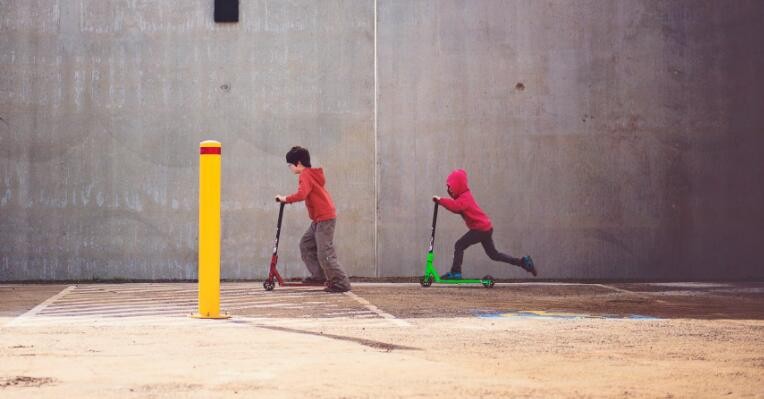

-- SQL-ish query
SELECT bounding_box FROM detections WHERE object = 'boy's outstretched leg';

[480,230,538,276]
[314,219,351,292]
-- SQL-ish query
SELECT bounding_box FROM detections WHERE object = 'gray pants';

[299,219,351,290]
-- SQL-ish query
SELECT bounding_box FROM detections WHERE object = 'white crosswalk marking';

[7,283,405,328]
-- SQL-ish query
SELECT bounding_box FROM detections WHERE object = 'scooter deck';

[432,278,490,284]
[421,273,495,288]
[422,251,494,287]
[264,276,326,290]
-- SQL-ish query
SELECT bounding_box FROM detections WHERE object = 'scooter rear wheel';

[482,275,495,288]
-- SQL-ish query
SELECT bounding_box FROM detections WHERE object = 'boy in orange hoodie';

[275,146,352,293]
[434,169,537,279]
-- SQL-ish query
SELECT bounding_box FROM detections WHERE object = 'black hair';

[285,146,311,167]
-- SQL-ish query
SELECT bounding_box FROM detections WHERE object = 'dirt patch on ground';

[0,376,55,388]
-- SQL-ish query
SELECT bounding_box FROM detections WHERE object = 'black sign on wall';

[215,0,239,23]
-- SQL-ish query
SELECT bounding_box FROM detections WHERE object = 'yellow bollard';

[192,140,229,319]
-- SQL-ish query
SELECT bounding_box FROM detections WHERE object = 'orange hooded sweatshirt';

[285,168,336,222]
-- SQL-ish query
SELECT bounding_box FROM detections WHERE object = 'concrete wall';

[0,0,375,280]
[1,0,762,281]
[376,0,764,280]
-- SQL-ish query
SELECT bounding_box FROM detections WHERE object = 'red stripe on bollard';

[200,147,221,155]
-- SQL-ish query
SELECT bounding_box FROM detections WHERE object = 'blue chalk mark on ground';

[474,310,660,320]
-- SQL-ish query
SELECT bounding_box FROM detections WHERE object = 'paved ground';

[1,282,763,398]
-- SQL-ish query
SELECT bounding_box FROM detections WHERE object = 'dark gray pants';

[451,228,522,273]
[299,219,351,290]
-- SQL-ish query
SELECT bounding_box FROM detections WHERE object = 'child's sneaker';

[521,256,537,276]
[323,283,350,293]
[440,272,462,280]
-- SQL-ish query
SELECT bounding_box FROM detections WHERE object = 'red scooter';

[263,201,325,291]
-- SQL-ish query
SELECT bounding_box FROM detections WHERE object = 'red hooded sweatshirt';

[285,168,336,222]
[437,169,493,231]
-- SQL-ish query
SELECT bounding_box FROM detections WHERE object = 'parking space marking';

[6,284,402,329]
[6,285,75,327]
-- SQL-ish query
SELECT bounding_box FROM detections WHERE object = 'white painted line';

[70,287,193,294]
[41,303,339,317]
[594,284,638,295]
[67,285,276,295]
[350,283,420,287]
[54,294,292,307]
[350,282,610,287]
[649,282,733,288]
[38,306,196,317]
[224,305,312,311]
[349,282,641,289]
[13,316,196,328]
[324,310,376,316]
[344,291,410,327]
[44,297,288,311]
[716,287,764,294]
[592,284,665,302]
[58,290,317,304]
[5,285,75,327]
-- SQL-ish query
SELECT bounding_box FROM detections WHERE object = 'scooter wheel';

[263,280,275,291]
[420,276,433,287]
[482,275,495,288]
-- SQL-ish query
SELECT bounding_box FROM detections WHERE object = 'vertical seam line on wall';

[373,0,379,277]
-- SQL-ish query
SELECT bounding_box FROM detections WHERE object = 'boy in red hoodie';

[275,146,352,293]
[433,169,537,279]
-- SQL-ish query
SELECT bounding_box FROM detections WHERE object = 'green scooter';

[420,201,495,288]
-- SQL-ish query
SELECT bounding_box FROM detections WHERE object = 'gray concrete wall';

[376,0,764,280]
[1,0,762,281]
[0,0,375,280]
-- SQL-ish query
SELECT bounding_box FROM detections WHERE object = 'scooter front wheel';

[420,276,433,287]
[482,275,495,288]
[263,280,276,291]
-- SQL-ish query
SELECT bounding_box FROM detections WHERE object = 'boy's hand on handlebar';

[275,195,287,203]
[432,195,441,202]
